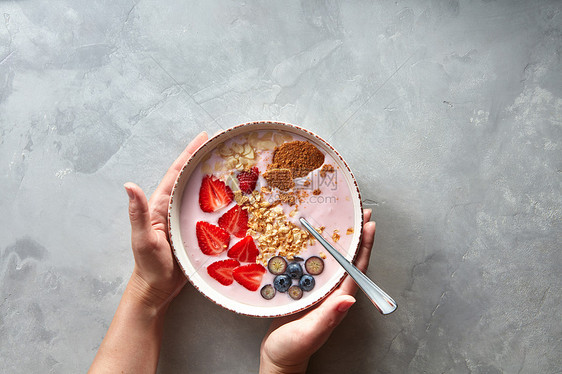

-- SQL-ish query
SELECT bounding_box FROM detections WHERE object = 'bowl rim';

[168,121,364,318]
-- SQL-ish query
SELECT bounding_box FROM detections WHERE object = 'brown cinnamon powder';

[270,141,325,178]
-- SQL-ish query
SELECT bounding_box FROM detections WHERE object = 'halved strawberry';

[237,167,259,194]
[228,236,259,263]
[199,175,234,213]
[196,221,230,256]
[207,259,240,286]
[233,263,266,291]
[218,205,248,238]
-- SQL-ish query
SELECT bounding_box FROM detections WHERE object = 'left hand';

[123,131,208,311]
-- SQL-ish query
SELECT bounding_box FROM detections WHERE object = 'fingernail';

[124,184,135,201]
[365,208,372,215]
[337,298,356,313]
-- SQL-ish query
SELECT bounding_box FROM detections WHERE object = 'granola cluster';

[235,190,311,265]
[263,168,294,191]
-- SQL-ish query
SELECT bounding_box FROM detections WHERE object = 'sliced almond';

[273,133,285,146]
[214,161,225,171]
[218,143,232,157]
[232,143,243,154]
[224,158,233,168]
[201,163,212,174]
[281,132,293,142]
[248,134,260,148]
[261,131,273,141]
[242,143,252,156]
[258,140,277,150]
[248,131,259,142]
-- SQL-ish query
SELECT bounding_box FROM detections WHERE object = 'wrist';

[125,269,174,318]
[89,271,169,374]
[259,350,309,374]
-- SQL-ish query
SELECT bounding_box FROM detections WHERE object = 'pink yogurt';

[179,130,356,307]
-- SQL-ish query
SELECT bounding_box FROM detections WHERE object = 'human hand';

[89,132,209,374]
[259,209,376,374]
[123,131,208,312]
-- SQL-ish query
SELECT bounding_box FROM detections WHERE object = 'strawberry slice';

[233,263,266,291]
[228,236,259,263]
[237,167,259,194]
[196,221,230,256]
[218,205,248,238]
[207,259,240,286]
[199,175,234,213]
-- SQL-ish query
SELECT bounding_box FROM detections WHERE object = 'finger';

[355,221,376,272]
[299,295,356,348]
[124,182,156,250]
[318,294,356,322]
[363,208,372,223]
[169,131,209,173]
[153,131,209,199]
[354,209,374,272]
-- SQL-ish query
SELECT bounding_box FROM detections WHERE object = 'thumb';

[301,295,356,350]
[316,294,356,329]
[124,182,153,249]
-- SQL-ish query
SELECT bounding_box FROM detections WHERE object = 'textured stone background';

[1,1,560,373]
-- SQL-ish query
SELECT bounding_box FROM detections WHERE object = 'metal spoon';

[299,217,397,315]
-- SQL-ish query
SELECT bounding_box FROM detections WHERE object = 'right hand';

[259,209,376,374]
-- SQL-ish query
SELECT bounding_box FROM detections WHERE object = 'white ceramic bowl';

[168,121,363,317]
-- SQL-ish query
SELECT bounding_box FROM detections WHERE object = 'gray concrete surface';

[1,0,560,373]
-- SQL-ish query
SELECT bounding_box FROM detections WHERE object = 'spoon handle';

[300,218,397,315]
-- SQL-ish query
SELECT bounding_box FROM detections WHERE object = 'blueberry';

[260,284,276,300]
[305,256,324,275]
[288,285,303,300]
[287,262,303,279]
[273,274,292,293]
[268,256,288,275]
[299,274,315,291]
